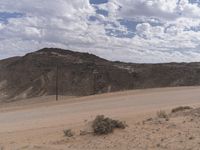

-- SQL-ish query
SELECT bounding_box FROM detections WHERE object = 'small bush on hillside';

[63,129,74,137]
[92,115,127,135]
[157,110,168,119]
[171,106,193,113]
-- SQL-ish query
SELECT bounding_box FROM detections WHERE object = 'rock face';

[1,48,200,101]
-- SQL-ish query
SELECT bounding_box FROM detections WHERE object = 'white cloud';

[106,0,200,21]
[1,0,200,63]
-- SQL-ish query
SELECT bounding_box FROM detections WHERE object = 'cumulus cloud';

[106,0,200,21]
[1,0,200,63]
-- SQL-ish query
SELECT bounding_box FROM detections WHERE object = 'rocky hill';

[1,48,200,102]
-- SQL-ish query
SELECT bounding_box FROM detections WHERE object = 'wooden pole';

[56,64,58,101]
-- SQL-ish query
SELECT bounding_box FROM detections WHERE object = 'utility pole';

[56,64,59,101]
[93,70,98,95]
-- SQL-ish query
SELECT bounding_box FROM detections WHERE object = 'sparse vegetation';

[80,130,93,136]
[92,115,127,135]
[157,110,168,119]
[171,106,193,113]
[63,129,74,137]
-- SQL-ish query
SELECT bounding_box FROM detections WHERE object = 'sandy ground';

[1,86,200,149]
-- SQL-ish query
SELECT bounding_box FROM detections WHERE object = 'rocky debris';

[170,107,200,119]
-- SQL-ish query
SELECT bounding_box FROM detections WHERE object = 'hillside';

[1,48,200,102]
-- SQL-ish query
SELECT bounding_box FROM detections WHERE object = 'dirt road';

[1,86,200,149]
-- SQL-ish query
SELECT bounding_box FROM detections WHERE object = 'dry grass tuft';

[157,110,168,119]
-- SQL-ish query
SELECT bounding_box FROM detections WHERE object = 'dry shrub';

[171,106,193,113]
[92,115,126,135]
[63,129,74,137]
[157,110,168,119]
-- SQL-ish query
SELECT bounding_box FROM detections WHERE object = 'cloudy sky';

[1,0,200,63]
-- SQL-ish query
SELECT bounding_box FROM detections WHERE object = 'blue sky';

[1,0,200,63]
[0,12,23,23]
[90,0,108,4]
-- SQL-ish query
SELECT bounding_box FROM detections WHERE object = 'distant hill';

[1,48,200,102]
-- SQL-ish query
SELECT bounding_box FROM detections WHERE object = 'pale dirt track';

[1,86,200,150]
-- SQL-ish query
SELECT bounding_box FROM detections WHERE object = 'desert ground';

[1,86,200,150]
